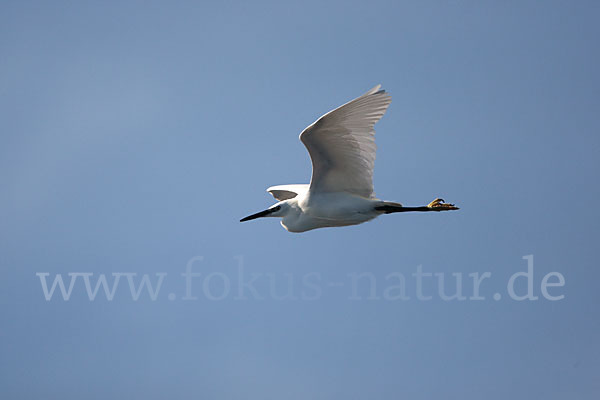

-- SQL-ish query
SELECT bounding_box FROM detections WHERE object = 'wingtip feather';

[366,84,382,95]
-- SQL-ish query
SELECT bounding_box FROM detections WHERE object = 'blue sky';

[1,1,599,399]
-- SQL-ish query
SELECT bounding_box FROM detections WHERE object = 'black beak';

[240,208,273,222]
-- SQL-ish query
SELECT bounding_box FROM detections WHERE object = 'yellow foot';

[427,198,459,211]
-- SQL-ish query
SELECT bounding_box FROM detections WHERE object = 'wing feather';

[266,184,309,201]
[299,85,391,198]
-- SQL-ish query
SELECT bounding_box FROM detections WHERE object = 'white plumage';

[267,184,309,201]
[241,85,458,232]
[299,84,389,199]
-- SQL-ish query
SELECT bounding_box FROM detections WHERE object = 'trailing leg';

[375,199,458,214]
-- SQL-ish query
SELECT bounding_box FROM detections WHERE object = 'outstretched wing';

[266,184,309,201]
[299,85,391,198]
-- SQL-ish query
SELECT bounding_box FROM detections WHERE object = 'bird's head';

[240,201,289,222]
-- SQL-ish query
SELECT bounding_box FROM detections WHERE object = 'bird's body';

[276,191,381,232]
[241,85,458,232]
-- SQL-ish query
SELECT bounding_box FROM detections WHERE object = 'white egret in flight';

[241,85,459,232]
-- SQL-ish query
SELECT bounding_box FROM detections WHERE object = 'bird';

[240,85,459,232]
